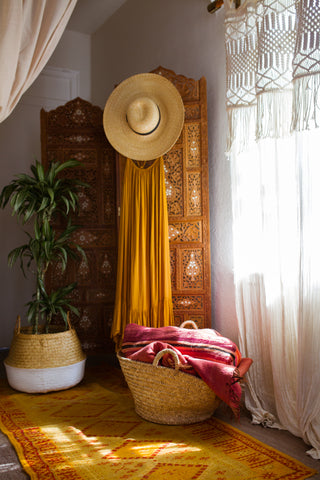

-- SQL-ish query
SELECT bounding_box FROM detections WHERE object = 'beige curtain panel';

[0,0,77,123]
[225,0,320,459]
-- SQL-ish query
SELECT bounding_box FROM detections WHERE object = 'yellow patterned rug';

[0,364,317,480]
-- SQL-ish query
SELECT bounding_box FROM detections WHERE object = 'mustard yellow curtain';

[111,157,174,350]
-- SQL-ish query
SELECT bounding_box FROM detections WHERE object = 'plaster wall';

[0,30,91,347]
[92,0,238,342]
[0,0,239,347]
[48,30,91,101]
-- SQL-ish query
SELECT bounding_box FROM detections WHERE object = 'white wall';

[0,30,91,347]
[92,0,238,342]
[0,0,239,347]
[48,30,91,102]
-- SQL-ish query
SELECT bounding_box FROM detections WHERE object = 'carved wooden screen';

[41,98,117,353]
[117,67,211,328]
[41,68,211,355]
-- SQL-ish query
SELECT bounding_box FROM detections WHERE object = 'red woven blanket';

[121,323,253,417]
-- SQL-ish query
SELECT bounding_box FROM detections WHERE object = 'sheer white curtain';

[225,0,320,459]
[0,0,77,123]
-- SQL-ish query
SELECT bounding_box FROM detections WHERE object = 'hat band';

[126,106,161,136]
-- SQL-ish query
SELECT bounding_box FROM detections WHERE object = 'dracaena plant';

[0,159,87,334]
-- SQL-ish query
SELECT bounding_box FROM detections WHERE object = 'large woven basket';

[4,315,86,393]
[118,347,220,425]
[5,316,85,369]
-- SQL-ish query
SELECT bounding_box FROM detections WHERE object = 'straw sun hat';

[103,73,185,161]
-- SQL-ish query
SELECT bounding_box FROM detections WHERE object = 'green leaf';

[65,190,76,211]
[35,161,45,181]
[38,196,49,212]
[68,304,79,316]
[8,246,25,268]
[60,309,68,328]
[34,220,41,240]
[26,301,38,323]
[61,195,71,214]
[23,198,37,223]
[30,164,38,178]
[55,159,81,174]
[0,183,17,208]
[75,244,87,262]
[42,218,51,238]
[47,188,54,203]
[57,249,68,271]
[43,241,52,260]
[10,191,20,212]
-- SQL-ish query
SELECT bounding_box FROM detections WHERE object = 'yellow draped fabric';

[111,157,174,350]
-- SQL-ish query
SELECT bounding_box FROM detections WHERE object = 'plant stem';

[35,269,42,335]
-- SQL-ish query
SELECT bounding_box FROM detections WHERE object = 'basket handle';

[14,315,21,334]
[153,348,180,370]
[66,312,73,330]
[179,320,198,329]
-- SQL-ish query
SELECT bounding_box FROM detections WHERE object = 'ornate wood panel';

[41,98,117,353]
[41,68,211,355]
[117,67,211,329]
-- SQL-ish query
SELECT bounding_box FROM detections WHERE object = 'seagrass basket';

[117,347,220,425]
[4,315,86,393]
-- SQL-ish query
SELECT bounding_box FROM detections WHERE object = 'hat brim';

[103,73,185,161]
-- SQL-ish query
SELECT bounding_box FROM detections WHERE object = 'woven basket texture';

[118,348,220,425]
[5,324,86,369]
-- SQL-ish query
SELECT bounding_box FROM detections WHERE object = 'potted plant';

[0,159,87,393]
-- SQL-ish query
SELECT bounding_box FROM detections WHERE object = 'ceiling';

[67,0,128,35]
[68,0,213,35]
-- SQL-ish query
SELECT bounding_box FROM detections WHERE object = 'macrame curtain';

[225,0,320,459]
[111,158,174,350]
[0,0,77,123]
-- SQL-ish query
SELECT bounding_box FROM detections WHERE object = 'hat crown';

[103,72,184,161]
[126,97,159,135]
